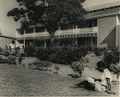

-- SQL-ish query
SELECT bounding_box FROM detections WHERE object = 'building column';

[23,30,26,47]
[44,41,47,48]
[75,38,78,45]
[90,38,94,48]
[116,15,120,48]
[84,37,87,47]
[33,26,35,33]
[76,25,78,29]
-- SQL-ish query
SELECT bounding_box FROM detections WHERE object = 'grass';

[0,63,119,96]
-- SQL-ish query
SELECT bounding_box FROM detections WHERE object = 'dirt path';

[0,64,118,96]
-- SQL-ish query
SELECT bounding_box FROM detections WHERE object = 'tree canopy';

[7,0,86,35]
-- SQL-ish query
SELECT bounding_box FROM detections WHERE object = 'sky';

[0,0,119,37]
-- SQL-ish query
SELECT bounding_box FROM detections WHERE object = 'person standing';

[15,41,24,64]
[102,67,112,93]
[9,40,16,55]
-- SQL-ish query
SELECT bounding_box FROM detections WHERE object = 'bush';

[0,55,8,64]
[71,57,89,76]
[1,50,10,56]
[96,60,106,72]
[104,48,120,65]
[96,48,120,75]
[93,47,107,56]
[0,55,16,64]
[109,64,120,75]
[24,46,35,56]
[7,55,16,64]
[29,60,52,70]
[35,46,88,65]
[35,47,53,61]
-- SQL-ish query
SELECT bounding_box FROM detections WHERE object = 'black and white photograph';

[0,0,120,96]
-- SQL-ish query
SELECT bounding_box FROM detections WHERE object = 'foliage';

[71,57,89,75]
[24,45,35,56]
[96,60,106,72]
[109,64,120,75]
[7,55,16,64]
[0,55,16,64]
[104,48,120,65]
[7,0,86,45]
[35,46,88,65]
[1,50,10,56]
[93,47,107,56]
[96,48,120,74]
[29,60,52,71]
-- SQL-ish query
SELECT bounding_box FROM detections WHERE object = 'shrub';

[109,64,120,76]
[0,55,8,64]
[29,60,52,70]
[71,57,89,76]
[96,48,120,75]
[104,48,120,65]
[93,47,107,56]
[35,46,88,65]
[1,50,10,56]
[0,55,16,64]
[7,55,16,64]
[24,46,35,56]
[96,60,107,72]
[35,47,53,61]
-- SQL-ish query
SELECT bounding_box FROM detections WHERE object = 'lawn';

[0,62,119,96]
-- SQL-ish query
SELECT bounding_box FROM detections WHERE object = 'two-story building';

[16,1,120,48]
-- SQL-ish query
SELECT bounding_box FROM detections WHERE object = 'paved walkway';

[0,64,118,96]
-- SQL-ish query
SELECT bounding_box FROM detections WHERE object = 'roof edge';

[85,1,120,12]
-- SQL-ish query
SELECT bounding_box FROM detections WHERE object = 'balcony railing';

[16,27,98,39]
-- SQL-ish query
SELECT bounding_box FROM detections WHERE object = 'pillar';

[23,30,26,47]
[90,38,94,48]
[33,26,35,33]
[116,15,120,48]
[75,38,78,45]
[84,37,87,47]
[44,41,47,48]
[76,25,78,29]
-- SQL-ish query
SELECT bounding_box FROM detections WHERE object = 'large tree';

[7,0,86,46]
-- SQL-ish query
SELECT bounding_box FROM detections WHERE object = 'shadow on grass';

[72,80,95,91]
[68,74,81,78]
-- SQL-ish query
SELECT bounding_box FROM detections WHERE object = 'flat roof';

[85,1,120,12]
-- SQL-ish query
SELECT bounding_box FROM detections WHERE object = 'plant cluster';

[24,45,35,56]
[71,57,89,76]
[29,60,52,71]
[35,46,89,65]
[93,47,107,56]
[97,48,120,75]
[0,55,16,64]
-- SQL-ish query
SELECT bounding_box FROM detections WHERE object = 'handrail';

[16,27,98,38]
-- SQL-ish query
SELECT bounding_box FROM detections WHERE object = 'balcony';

[16,27,98,40]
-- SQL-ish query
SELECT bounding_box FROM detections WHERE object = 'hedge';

[34,46,89,65]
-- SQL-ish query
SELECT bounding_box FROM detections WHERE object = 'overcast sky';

[0,0,119,37]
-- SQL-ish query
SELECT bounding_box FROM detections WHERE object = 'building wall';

[97,15,116,48]
[0,37,13,49]
[116,15,120,48]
